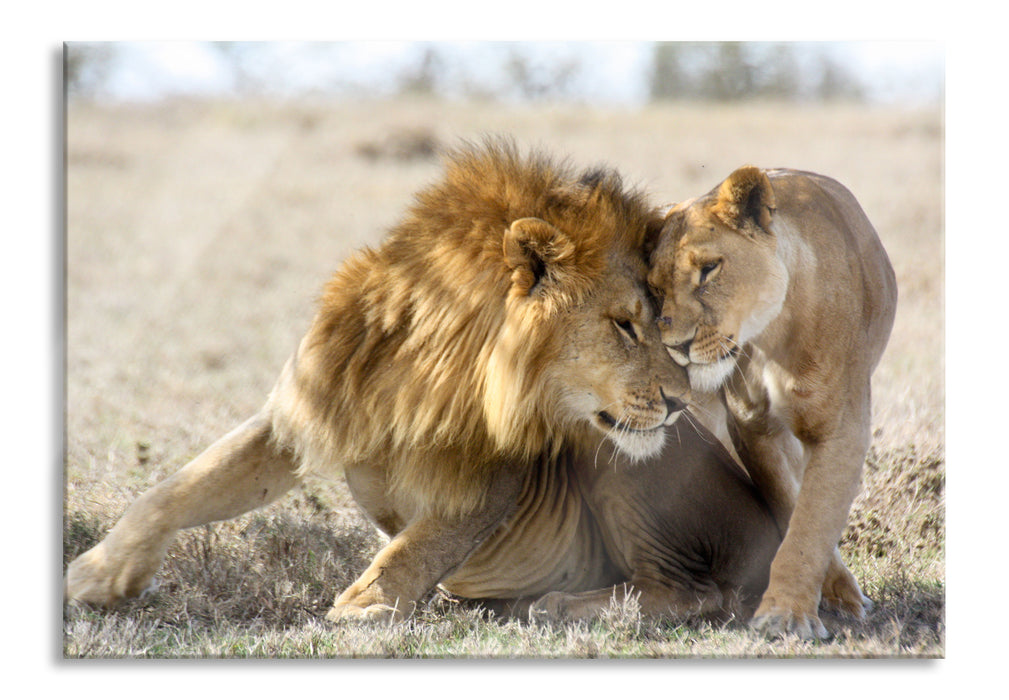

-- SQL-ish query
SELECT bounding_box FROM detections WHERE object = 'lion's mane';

[268,140,657,514]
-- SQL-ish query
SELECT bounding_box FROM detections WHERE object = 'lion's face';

[648,168,788,394]
[487,217,688,462]
[548,257,689,461]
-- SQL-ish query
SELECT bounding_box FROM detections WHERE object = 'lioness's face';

[547,257,690,461]
[648,204,786,393]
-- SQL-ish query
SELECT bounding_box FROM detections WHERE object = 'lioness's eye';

[614,319,638,342]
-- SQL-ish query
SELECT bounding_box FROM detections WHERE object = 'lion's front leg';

[65,412,298,608]
[326,465,523,624]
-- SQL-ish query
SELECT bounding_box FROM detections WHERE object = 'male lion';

[648,166,897,639]
[65,142,780,625]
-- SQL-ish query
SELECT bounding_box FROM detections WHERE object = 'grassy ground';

[63,97,943,658]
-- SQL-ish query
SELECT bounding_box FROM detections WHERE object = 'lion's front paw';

[750,599,830,641]
[325,602,404,624]
[327,581,411,624]
[65,543,156,608]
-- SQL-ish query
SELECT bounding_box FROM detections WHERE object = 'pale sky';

[83,41,944,104]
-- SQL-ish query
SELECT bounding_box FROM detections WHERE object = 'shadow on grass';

[820,577,944,655]
[63,507,943,657]
[63,505,383,629]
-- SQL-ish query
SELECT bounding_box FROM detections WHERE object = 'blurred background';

[63,40,945,472]
[66,40,943,106]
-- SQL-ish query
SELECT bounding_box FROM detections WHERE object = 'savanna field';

[63,97,943,658]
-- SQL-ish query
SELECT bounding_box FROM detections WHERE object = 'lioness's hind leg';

[65,412,298,608]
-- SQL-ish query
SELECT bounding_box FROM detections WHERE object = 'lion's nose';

[660,388,686,418]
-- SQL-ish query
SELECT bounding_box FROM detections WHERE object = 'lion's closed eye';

[698,260,721,284]
[613,318,638,342]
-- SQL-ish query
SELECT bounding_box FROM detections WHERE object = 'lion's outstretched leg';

[326,464,524,624]
[529,579,724,623]
[65,412,298,608]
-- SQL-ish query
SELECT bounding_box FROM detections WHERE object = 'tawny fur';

[649,165,897,639]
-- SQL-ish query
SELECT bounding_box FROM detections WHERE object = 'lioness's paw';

[750,606,830,641]
[325,602,403,625]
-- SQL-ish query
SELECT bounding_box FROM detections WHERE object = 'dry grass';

[63,96,943,658]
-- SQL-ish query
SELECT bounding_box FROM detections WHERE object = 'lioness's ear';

[710,166,776,235]
[503,217,576,296]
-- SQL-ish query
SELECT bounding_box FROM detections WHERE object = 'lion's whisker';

[683,400,719,426]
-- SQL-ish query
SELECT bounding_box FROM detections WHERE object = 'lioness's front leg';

[749,420,870,640]
[327,465,524,623]
[726,422,867,613]
[65,412,298,608]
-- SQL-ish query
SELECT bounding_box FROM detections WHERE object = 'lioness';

[648,166,897,639]
[65,142,780,624]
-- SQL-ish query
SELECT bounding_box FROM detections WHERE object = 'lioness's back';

[766,168,897,364]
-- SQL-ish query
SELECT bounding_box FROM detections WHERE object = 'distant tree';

[649,41,866,103]
[396,46,444,96]
[649,42,690,100]
[813,51,865,101]
[707,42,756,100]
[504,46,579,100]
[650,41,759,101]
[754,42,802,99]
[65,43,113,98]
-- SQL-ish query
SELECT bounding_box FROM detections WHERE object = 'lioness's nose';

[668,340,691,357]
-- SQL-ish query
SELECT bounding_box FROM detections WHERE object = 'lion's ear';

[643,211,669,262]
[710,166,776,235]
[503,217,577,296]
